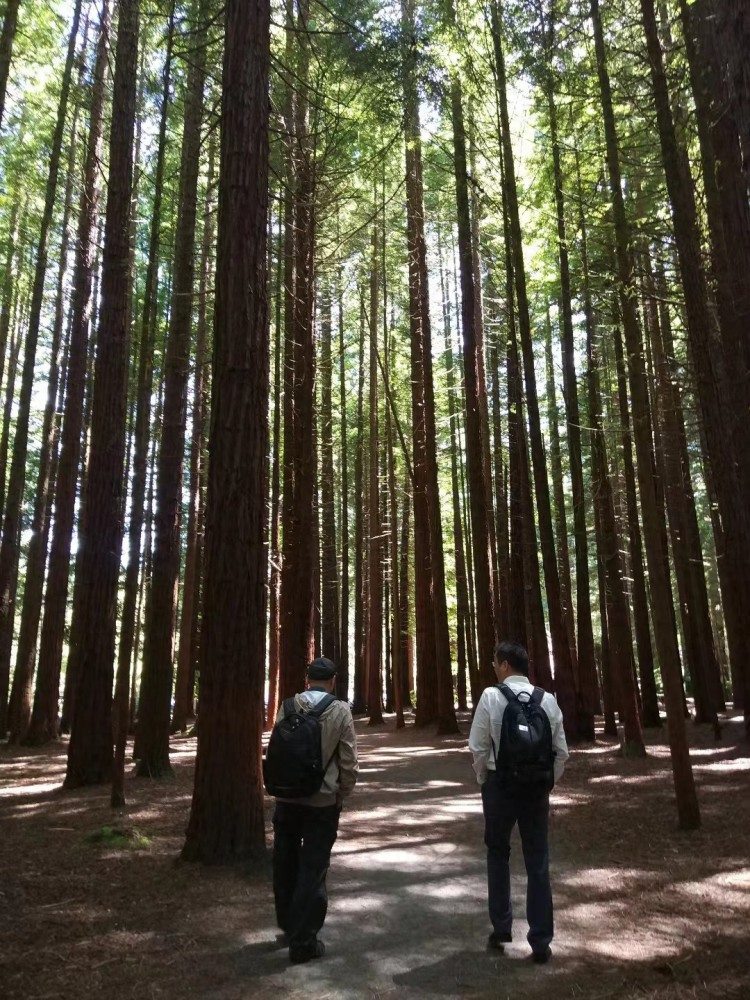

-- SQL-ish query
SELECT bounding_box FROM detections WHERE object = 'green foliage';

[86,825,152,850]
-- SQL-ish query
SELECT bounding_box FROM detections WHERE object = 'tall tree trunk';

[385,320,404,728]
[0,0,83,736]
[402,0,456,732]
[366,222,383,726]
[540,8,600,727]
[506,296,551,689]
[264,196,282,727]
[0,0,20,132]
[352,292,366,713]
[573,151,643,748]
[319,281,340,666]
[181,0,270,863]
[712,1,750,190]
[468,110,500,621]
[0,196,21,400]
[398,481,412,709]
[113,10,174,768]
[279,0,316,700]
[136,0,209,779]
[447,0,496,686]
[590,0,698,825]
[654,262,725,715]
[8,75,82,744]
[440,230,479,707]
[680,0,750,503]
[639,0,750,738]
[337,270,350,701]
[63,0,140,788]
[491,0,579,736]
[544,310,577,684]
[644,259,719,730]
[174,138,216,733]
[607,310,660,727]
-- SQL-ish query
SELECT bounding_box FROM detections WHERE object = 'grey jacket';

[276,690,359,808]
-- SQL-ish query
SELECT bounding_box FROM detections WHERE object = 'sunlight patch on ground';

[561,866,649,890]
[693,757,750,773]
[673,869,750,909]
[0,779,61,798]
[588,773,664,785]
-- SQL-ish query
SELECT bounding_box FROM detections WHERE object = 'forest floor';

[1,709,749,1000]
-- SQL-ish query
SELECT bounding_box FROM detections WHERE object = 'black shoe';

[531,946,552,964]
[488,931,512,950]
[289,939,326,964]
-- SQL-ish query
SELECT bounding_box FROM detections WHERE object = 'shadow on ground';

[1,711,749,999]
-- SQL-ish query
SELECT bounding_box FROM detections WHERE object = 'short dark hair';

[306,656,337,680]
[494,641,529,676]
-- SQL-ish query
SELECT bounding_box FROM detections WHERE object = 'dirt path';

[1,712,749,999]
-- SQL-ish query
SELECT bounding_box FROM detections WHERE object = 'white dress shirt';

[468,675,569,786]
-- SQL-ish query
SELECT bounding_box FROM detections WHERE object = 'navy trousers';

[272,802,340,950]
[481,773,553,953]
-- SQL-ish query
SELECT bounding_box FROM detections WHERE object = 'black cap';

[307,656,337,680]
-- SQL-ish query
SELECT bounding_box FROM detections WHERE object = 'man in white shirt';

[469,641,569,964]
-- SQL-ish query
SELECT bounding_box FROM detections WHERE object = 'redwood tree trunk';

[182,0,270,863]
[366,223,383,726]
[352,293,366,713]
[137,0,208,779]
[27,3,110,746]
[337,272,350,701]
[174,139,216,733]
[492,0,579,737]
[63,0,140,788]
[0,0,20,132]
[591,0,698,826]
[0,0,83,736]
[639,0,750,738]
[448,2,496,685]
[114,12,174,764]
[319,283,340,667]
[540,7,600,727]
[403,0,456,732]
[8,82,81,744]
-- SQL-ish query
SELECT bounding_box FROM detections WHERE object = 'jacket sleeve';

[336,707,359,798]
[550,698,569,784]
[468,689,492,785]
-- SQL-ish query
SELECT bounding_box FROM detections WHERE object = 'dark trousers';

[481,773,553,953]
[272,802,340,950]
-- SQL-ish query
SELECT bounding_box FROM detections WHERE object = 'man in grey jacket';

[272,657,359,963]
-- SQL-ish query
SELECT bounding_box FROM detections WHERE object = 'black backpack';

[492,684,555,794]
[263,694,337,798]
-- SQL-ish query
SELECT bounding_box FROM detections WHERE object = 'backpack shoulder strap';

[306,693,337,718]
[281,697,297,718]
[497,683,517,702]
[530,687,545,706]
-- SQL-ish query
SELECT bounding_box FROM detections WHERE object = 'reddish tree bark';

[279,0,317,700]
[182,0,270,863]
[63,0,140,788]
[639,0,750,738]
[448,2,497,687]
[366,223,383,726]
[591,0,698,825]
[136,0,209,779]
[0,0,84,736]
[8,75,82,743]
[492,0,579,734]
[175,140,216,733]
